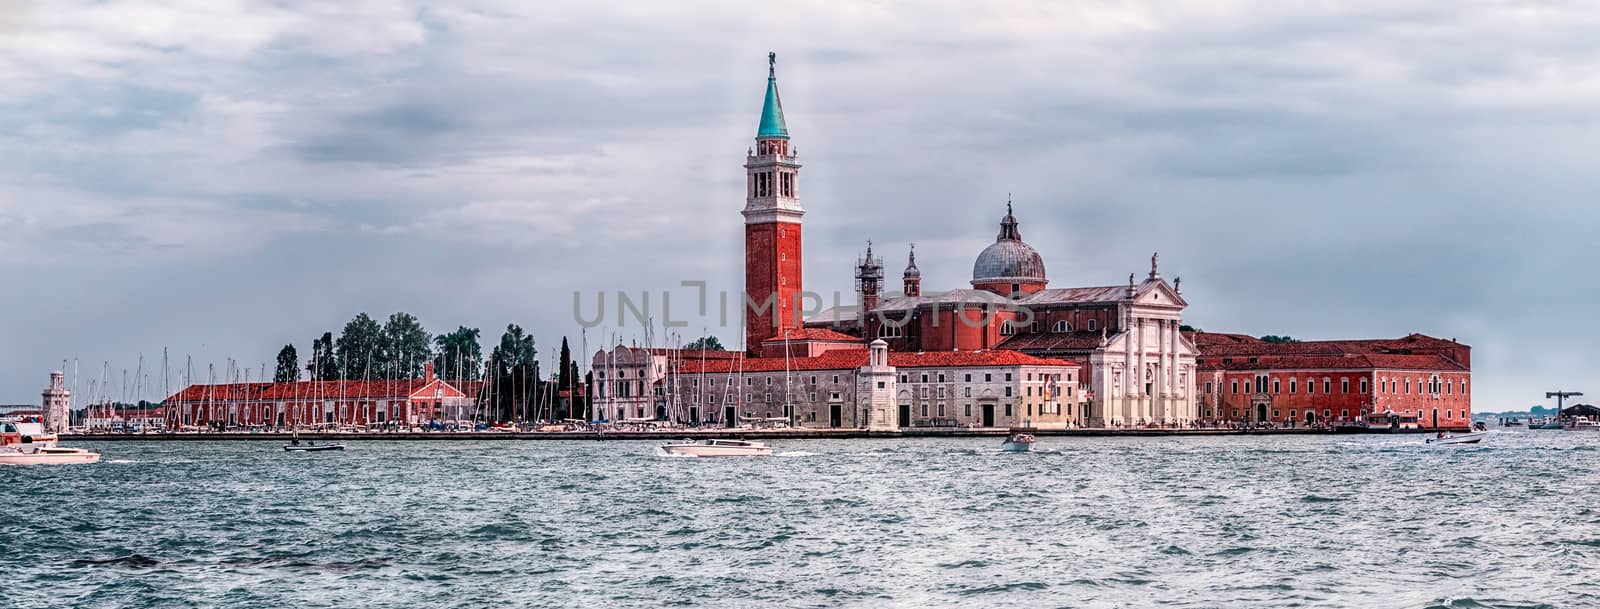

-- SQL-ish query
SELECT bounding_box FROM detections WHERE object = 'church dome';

[971,204,1046,285]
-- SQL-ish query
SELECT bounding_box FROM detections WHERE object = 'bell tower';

[743,52,804,353]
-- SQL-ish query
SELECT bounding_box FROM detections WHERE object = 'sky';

[2,0,1597,410]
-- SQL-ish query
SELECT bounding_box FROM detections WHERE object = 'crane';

[1545,390,1584,415]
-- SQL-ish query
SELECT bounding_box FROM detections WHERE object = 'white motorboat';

[1566,419,1600,432]
[1000,432,1036,452]
[657,438,772,457]
[1425,431,1487,445]
[0,445,101,465]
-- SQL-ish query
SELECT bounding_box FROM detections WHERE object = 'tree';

[309,332,338,380]
[487,324,538,421]
[558,337,573,394]
[274,344,301,382]
[381,312,432,379]
[685,336,725,351]
[433,326,484,381]
[1179,325,1202,333]
[335,313,383,379]
[1260,335,1300,344]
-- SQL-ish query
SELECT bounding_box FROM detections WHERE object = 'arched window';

[1053,320,1072,333]
[1000,321,1016,336]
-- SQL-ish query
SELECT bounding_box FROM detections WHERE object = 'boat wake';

[106,459,138,464]
[653,447,697,458]
[776,451,818,458]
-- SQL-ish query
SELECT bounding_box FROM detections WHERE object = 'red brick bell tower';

[743,52,804,353]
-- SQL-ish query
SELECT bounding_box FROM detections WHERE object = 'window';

[1360,378,1369,393]
[833,375,840,383]
[1054,320,1072,333]
[1005,373,1013,382]
[1405,378,1410,394]
[938,373,945,383]
[1341,409,1349,418]
[1087,319,1097,332]
[1005,387,1013,397]
[1231,380,1238,394]
[1004,404,1013,417]
[1000,321,1016,336]
[809,393,817,402]
[938,404,946,417]
[964,404,972,417]
[1290,379,1297,394]
[899,374,907,383]
[985,374,992,382]
[965,374,972,382]
[1012,283,1021,293]
[920,404,928,417]
[1323,379,1331,394]
[876,382,884,389]
[1341,378,1349,394]
[878,324,903,338]
[1273,379,1281,393]
[1206,382,1213,394]
[921,373,929,383]
[964,387,972,397]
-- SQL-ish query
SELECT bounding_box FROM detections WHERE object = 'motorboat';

[1529,417,1564,430]
[283,441,344,452]
[1000,432,1037,452]
[0,445,102,465]
[1425,431,1487,445]
[657,438,772,457]
[1566,419,1600,432]
[0,416,58,447]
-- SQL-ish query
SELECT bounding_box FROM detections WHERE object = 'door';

[829,403,842,428]
[1305,411,1316,426]
[723,406,737,428]
[1255,404,1268,423]
[689,407,699,426]
[982,404,995,427]
[1432,409,1439,429]
[898,404,910,428]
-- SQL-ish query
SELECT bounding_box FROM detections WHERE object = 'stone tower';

[42,370,70,434]
[860,339,898,431]
[743,52,805,354]
[855,242,883,317]
[902,244,921,297]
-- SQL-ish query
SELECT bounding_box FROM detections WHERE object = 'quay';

[60,426,1458,442]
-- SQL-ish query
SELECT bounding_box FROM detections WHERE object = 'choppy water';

[3,431,1598,609]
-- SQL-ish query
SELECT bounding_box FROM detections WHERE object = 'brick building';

[1191,333,1472,430]
[164,363,470,428]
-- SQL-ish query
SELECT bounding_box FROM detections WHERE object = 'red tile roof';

[763,327,861,343]
[165,378,465,403]
[1198,353,1467,372]
[675,349,1074,374]
[997,331,1106,352]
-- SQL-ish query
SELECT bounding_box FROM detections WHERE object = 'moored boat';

[1566,419,1600,432]
[1000,432,1036,452]
[658,438,772,457]
[1425,431,1487,445]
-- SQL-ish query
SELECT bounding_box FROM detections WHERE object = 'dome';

[972,241,1046,283]
[971,204,1046,285]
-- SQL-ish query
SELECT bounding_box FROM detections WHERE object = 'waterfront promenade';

[60,426,1455,441]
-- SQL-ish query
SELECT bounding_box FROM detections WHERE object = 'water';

[3,431,1597,608]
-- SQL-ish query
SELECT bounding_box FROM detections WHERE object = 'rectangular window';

[964,404,972,417]
[1273,379,1281,393]
[921,373,929,383]
[1004,404,1013,417]
[1231,380,1238,394]
[938,405,946,417]
[1005,387,1013,397]
[1005,373,1012,382]
[965,374,972,382]
[1290,379,1297,394]
[938,373,946,383]
[1361,378,1369,393]
[1323,379,1331,394]
[964,387,972,397]
[920,404,928,417]
[1206,382,1213,394]
[985,374,992,382]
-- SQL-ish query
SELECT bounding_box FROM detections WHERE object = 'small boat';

[1426,431,1487,445]
[283,442,344,452]
[1529,417,1564,430]
[1000,432,1036,452]
[657,438,772,457]
[1566,419,1600,432]
[0,445,101,465]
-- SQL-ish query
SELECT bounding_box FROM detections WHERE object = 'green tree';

[1260,335,1300,344]
[274,344,301,382]
[685,336,725,351]
[487,324,538,421]
[381,312,432,379]
[557,337,573,394]
[335,313,383,379]
[433,326,484,381]
[1179,325,1202,333]
[309,332,338,380]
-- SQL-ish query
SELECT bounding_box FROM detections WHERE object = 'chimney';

[425,361,435,383]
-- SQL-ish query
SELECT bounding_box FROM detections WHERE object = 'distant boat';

[1566,419,1600,432]
[283,442,344,452]
[658,438,772,457]
[1529,418,1564,430]
[1000,431,1036,452]
[1426,431,1486,445]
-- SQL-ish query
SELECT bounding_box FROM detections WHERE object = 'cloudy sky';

[3,1,1597,409]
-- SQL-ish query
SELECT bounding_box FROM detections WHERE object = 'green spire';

[757,52,789,139]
